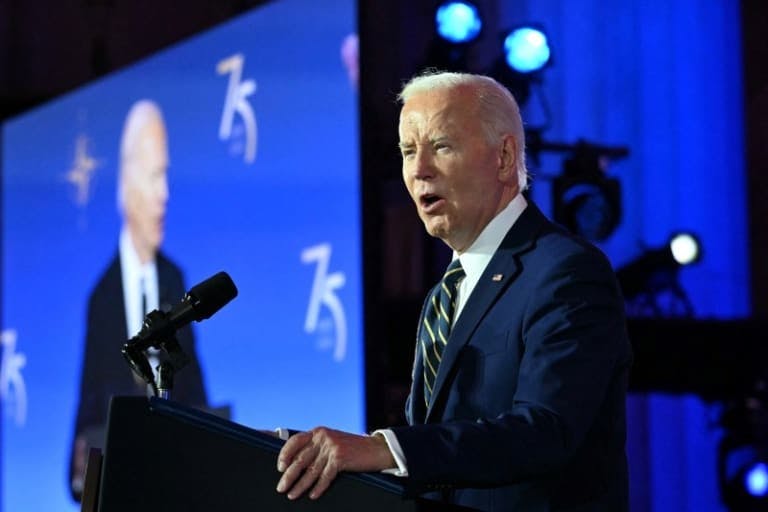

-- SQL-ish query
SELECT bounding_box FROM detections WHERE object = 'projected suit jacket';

[70,251,208,492]
[391,203,632,512]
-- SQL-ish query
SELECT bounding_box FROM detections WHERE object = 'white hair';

[398,71,529,190]
[116,99,165,212]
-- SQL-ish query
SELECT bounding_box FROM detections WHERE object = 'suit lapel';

[108,252,130,342]
[156,252,173,311]
[425,203,548,420]
[408,295,431,424]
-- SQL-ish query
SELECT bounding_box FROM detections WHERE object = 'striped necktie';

[422,258,465,406]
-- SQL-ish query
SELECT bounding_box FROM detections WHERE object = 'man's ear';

[497,134,518,184]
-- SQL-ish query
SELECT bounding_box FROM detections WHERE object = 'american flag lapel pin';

[492,274,503,282]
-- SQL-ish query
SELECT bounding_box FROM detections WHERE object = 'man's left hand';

[276,427,395,500]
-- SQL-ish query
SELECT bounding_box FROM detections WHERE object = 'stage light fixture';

[423,1,483,72]
[746,463,768,497]
[487,24,552,107]
[721,450,768,509]
[435,1,482,44]
[552,143,624,242]
[669,232,701,266]
[504,26,551,74]
[616,232,701,317]
[718,396,768,511]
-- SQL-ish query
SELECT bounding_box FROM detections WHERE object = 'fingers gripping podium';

[81,397,475,512]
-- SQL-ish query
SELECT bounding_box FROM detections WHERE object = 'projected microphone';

[122,271,238,391]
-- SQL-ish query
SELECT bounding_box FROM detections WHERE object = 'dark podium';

[82,396,474,511]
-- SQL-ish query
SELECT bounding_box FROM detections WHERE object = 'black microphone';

[134,271,238,343]
[122,272,238,386]
[162,271,239,336]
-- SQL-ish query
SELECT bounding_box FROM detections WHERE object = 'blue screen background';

[1,1,361,509]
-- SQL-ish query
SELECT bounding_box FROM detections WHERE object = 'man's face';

[123,118,169,261]
[399,87,518,253]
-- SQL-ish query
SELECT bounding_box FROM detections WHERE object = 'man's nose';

[411,149,435,180]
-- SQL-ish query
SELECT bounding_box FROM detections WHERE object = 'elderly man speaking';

[276,71,632,512]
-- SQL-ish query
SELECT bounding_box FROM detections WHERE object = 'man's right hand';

[275,427,395,501]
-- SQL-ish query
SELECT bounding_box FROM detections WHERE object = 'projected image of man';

[69,100,208,501]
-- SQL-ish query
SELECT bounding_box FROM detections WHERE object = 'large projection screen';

[1,0,361,509]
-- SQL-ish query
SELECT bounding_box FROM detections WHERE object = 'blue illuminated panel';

[1,0,360,509]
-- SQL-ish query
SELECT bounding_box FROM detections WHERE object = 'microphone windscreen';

[188,271,238,320]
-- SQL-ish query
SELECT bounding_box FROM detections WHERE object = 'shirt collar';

[120,228,160,336]
[120,228,144,285]
[119,229,158,279]
[454,193,528,292]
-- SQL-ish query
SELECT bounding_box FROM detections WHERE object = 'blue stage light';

[717,406,768,510]
[435,2,482,44]
[504,27,551,73]
[746,463,768,497]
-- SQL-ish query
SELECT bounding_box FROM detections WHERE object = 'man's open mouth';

[420,193,445,211]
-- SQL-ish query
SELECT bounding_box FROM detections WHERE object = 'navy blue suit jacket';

[392,203,631,511]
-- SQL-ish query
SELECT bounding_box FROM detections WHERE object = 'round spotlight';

[435,2,482,44]
[559,183,619,241]
[504,26,551,73]
[553,146,622,242]
[669,233,701,266]
[746,463,768,497]
[719,432,768,509]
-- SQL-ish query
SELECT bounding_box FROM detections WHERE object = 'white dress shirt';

[119,228,160,379]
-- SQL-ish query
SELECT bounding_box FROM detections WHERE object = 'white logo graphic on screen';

[65,134,100,206]
[302,244,347,362]
[217,53,258,164]
[1,329,27,426]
